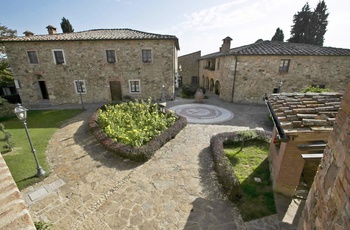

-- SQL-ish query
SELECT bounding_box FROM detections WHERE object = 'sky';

[1,0,349,56]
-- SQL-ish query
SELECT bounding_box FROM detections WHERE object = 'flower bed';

[210,130,271,202]
[89,102,187,162]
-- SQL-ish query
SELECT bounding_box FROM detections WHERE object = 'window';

[129,80,140,93]
[52,49,66,65]
[279,59,290,73]
[27,51,39,64]
[74,80,87,94]
[142,49,152,63]
[106,50,116,63]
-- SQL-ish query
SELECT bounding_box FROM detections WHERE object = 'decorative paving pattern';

[168,104,234,124]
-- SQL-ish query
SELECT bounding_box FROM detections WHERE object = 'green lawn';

[0,109,83,190]
[224,140,276,221]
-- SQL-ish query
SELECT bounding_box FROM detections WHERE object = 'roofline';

[199,52,350,60]
[2,37,180,50]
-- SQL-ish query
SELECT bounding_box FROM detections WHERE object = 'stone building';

[199,37,350,104]
[178,51,201,87]
[298,82,350,229]
[1,26,179,106]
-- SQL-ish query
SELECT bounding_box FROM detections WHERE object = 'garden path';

[21,94,303,229]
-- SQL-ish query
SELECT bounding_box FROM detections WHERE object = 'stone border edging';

[89,110,187,162]
[210,129,272,202]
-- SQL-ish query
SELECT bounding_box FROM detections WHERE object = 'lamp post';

[14,104,46,177]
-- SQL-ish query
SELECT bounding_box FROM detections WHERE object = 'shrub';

[90,111,187,162]
[0,97,15,118]
[301,85,331,93]
[210,130,271,202]
[0,123,13,151]
[90,99,187,161]
[97,99,178,147]
[181,84,206,98]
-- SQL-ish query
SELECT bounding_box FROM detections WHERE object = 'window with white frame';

[74,80,87,94]
[27,51,39,64]
[52,49,66,65]
[106,50,116,63]
[279,59,290,73]
[142,49,152,63]
[129,80,140,93]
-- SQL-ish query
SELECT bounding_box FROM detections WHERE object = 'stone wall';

[5,39,177,105]
[298,82,350,229]
[178,51,201,86]
[0,154,35,229]
[199,55,350,104]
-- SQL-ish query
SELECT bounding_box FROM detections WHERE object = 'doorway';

[38,81,49,99]
[110,81,122,101]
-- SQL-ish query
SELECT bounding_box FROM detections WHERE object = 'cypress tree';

[60,17,74,33]
[271,28,284,41]
[288,3,312,43]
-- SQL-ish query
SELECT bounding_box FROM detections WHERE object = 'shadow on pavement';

[72,110,142,170]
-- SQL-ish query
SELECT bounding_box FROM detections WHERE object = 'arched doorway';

[214,80,220,95]
[209,79,214,92]
[206,77,209,90]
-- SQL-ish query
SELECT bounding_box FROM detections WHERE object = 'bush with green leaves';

[301,85,331,93]
[181,84,206,98]
[97,99,177,147]
[0,97,15,118]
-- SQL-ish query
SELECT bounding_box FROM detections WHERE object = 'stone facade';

[298,82,350,229]
[199,39,350,104]
[3,29,179,106]
[0,154,35,229]
[178,51,201,86]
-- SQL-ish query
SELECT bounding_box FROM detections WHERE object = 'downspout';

[263,95,289,142]
[231,55,238,102]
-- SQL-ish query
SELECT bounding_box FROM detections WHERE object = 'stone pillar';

[298,82,350,229]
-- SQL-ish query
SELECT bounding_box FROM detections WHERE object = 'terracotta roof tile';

[268,92,342,133]
[1,28,180,49]
[201,41,350,59]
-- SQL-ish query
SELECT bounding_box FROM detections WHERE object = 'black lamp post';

[14,104,46,177]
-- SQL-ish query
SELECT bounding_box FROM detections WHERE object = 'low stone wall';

[89,110,187,162]
[298,82,350,229]
[0,154,35,229]
[210,130,271,202]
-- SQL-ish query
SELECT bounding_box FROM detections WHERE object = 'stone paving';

[21,94,304,229]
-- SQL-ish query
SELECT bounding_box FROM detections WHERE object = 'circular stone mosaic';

[168,104,234,124]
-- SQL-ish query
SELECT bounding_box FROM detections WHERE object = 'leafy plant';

[97,98,177,147]
[181,84,206,98]
[301,85,331,93]
[0,123,13,151]
[34,221,52,230]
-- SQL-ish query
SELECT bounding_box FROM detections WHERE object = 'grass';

[224,139,276,221]
[0,109,83,190]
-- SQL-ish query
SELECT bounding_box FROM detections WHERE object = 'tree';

[60,17,74,33]
[288,3,312,43]
[288,1,329,46]
[0,24,16,85]
[0,24,17,57]
[271,27,284,41]
[305,0,329,46]
[0,60,13,87]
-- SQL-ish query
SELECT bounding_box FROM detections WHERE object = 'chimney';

[46,25,57,35]
[220,36,232,53]
[23,31,34,37]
